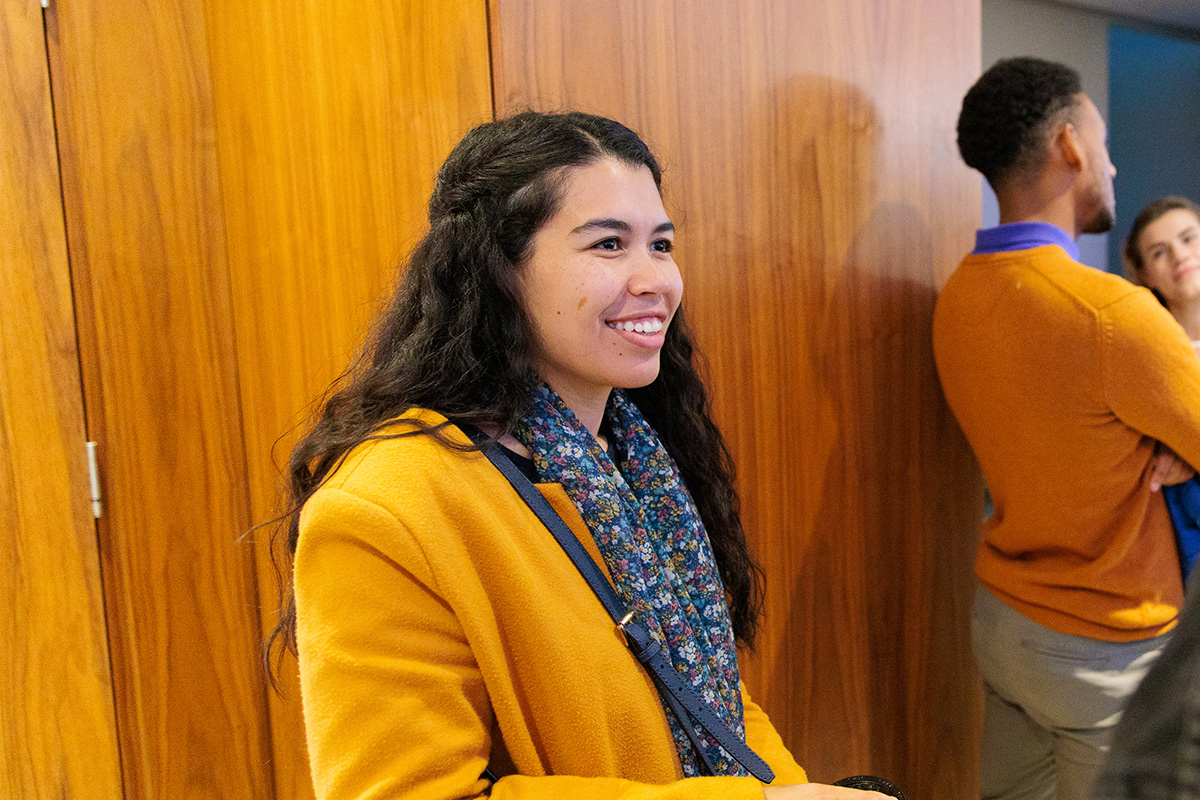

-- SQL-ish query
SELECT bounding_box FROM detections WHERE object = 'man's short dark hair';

[957,57,1083,187]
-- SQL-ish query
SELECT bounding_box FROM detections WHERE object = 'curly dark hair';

[269,111,764,666]
[957,57,1083,186]
[1124,195,1200,275]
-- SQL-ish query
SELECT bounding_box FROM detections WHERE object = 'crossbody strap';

[468,428,774,784]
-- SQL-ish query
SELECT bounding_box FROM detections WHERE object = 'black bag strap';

[467,428,775,784]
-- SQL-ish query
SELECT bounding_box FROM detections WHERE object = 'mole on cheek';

[577,296,587,310]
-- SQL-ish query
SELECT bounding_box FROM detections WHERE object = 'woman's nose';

[1170,242,1188,266]
[628,250,678,296]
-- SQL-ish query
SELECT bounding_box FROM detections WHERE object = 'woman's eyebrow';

[570,218,675,235]
[1148,226,1200,250]
[571,218,632,235]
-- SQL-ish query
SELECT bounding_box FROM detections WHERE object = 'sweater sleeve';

[1102,289,1200,471]
[295,488,792,800]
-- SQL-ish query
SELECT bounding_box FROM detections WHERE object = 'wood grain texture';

[493,1,984,796]
[44,0,273,796]
[203,2,494,796]
[0,2,124,797]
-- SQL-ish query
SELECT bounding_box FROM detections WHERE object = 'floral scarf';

[513,384,747,776]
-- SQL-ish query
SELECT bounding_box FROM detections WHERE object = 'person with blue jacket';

[1124,195,1200,585]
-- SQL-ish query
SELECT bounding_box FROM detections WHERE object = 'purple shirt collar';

[972,221,1080,261]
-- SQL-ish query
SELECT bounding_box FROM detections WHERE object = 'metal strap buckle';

[615,610,636,646]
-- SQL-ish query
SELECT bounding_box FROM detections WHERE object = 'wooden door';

[37,0,494,796]
[45,1,273,795]
[0,2,123,797]
[492,1,984,796]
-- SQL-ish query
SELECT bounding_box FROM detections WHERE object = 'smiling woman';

[270,111,886,800]
[1123,195,1200,587]
[1126,196,1200,341]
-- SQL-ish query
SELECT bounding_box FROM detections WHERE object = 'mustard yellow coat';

[295,412,807,799]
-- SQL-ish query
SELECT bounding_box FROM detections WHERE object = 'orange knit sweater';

[294,412,807,799]
[933,244,1200,640]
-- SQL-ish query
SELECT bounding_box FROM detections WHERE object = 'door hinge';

[86,442,101,519]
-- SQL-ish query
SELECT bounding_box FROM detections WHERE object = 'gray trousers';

[972,587,1170,800]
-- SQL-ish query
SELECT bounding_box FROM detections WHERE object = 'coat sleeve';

[295,487,794,800]
[741,682,809,785]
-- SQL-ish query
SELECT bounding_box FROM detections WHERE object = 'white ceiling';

[1054,0,1200,32]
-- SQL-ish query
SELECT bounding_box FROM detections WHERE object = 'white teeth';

[608,318,663,333]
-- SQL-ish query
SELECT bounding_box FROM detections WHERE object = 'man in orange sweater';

[934,57,1200,800]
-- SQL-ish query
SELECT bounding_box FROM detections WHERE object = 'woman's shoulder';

[295,408,529,573]
[312,408,479,507]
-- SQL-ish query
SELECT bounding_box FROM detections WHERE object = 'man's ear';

[1057,122,1085,172]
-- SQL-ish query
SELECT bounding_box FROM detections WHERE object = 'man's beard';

[1081,201,1115,235]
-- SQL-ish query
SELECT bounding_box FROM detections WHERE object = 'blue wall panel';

[1108,26,1200,275]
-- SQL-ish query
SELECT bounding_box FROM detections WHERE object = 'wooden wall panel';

[44,1,272,797]
[203,2,494,797]
[493,1,984,797]
[0,2,123,797]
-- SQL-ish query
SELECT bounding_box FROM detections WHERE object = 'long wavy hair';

[270,111,763,666]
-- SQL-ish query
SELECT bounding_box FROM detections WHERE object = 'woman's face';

[1136,207,1200,311]
[521,157,682,416]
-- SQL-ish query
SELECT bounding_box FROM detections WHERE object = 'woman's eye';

[592,238,620,251]
[651,239,674,253]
